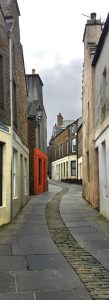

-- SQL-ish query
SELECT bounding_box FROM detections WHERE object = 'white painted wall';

[95,126,109,219]
[94,30,109,219]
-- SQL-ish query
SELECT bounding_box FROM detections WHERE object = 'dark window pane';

[71,160,76,176]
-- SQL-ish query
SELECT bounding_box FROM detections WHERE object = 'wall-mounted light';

[35,106,43,126]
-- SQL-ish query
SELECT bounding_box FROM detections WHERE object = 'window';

[24,158,27,194]
[66,161,68,178]
[66,140,69,155]
[13,149,17,197]
[0,54,4,109]
[54,148,56,160]
[101,67,106,122]
[103,68,106,102]
[13,80,17,125]
[61,143,63,157]
[71,138,76,152]
[58,145,61,158]
[64,162,65,177]
[71,124,76,133]
[71,160,76,176]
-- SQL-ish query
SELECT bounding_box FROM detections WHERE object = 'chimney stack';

[57,113,63,126]
[32,69,36,75]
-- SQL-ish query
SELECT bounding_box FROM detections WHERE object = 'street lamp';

[35,106,43,149]
[36,106,43,126]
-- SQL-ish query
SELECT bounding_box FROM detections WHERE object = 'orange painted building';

[34,148,48,195]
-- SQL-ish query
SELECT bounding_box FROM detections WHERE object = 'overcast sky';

[17,0,109,143]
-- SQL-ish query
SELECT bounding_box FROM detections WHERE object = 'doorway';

[0,144,3,206]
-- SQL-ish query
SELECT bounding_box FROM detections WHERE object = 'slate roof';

[92,13,109,66]
[27,100,43,117]
[0,0,20,17]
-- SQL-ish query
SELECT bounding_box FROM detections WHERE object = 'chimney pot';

[91,12,96,20]
[32,69,36,74]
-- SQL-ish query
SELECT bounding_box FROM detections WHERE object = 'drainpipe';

[6,18,14,221]
[75,122,78,182]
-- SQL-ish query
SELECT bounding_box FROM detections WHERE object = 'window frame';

[71,160,76,176]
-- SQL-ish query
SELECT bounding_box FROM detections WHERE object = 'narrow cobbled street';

[0,182,109,299]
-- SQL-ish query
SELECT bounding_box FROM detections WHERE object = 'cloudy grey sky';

[17,0,109,143]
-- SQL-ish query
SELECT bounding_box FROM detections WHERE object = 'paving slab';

[35,288,92,300]
[68,225,98,233]
[0,272,15,293]
[15,269,84,292]
[0,292,34,300]
[72,231,108,241]
[79,239,109,251]
[18,225,50,237]
[0,256,27,271]
[0,245,11,255]
[65,221,96,228]
[91,249,109,270]
[12,236,60,255]
[26,254,70,270]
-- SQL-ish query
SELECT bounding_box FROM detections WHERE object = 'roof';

[50,117,82,143]
[0,4,6,24]
[0,0,20,17]
[27,100,41,116]
[92,13,109,66]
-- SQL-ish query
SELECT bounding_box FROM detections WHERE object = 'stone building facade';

[82,12,109,219]
[92,13,109,218]
[50,117,82,183]
[0,0,29,225]
[82,13,102,208]
[26,70,48,195]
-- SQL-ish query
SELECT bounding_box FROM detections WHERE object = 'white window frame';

[71,138,76,152]
[13,149,17,198]
[71,160,76,176]
[24,158,27,195]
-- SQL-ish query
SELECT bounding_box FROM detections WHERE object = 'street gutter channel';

[46,187,109,300]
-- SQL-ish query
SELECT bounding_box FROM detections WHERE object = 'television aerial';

[81,14,91,18]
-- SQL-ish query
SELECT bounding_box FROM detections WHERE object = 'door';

[0,144,3,206]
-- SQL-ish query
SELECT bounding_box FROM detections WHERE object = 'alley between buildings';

[0,182,109,299]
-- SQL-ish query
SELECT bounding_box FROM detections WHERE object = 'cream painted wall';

[78,157,83,180]
[0,128,11,225]
[12,131,29,219]
[0,127,29,225]
[52,155,77,181]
